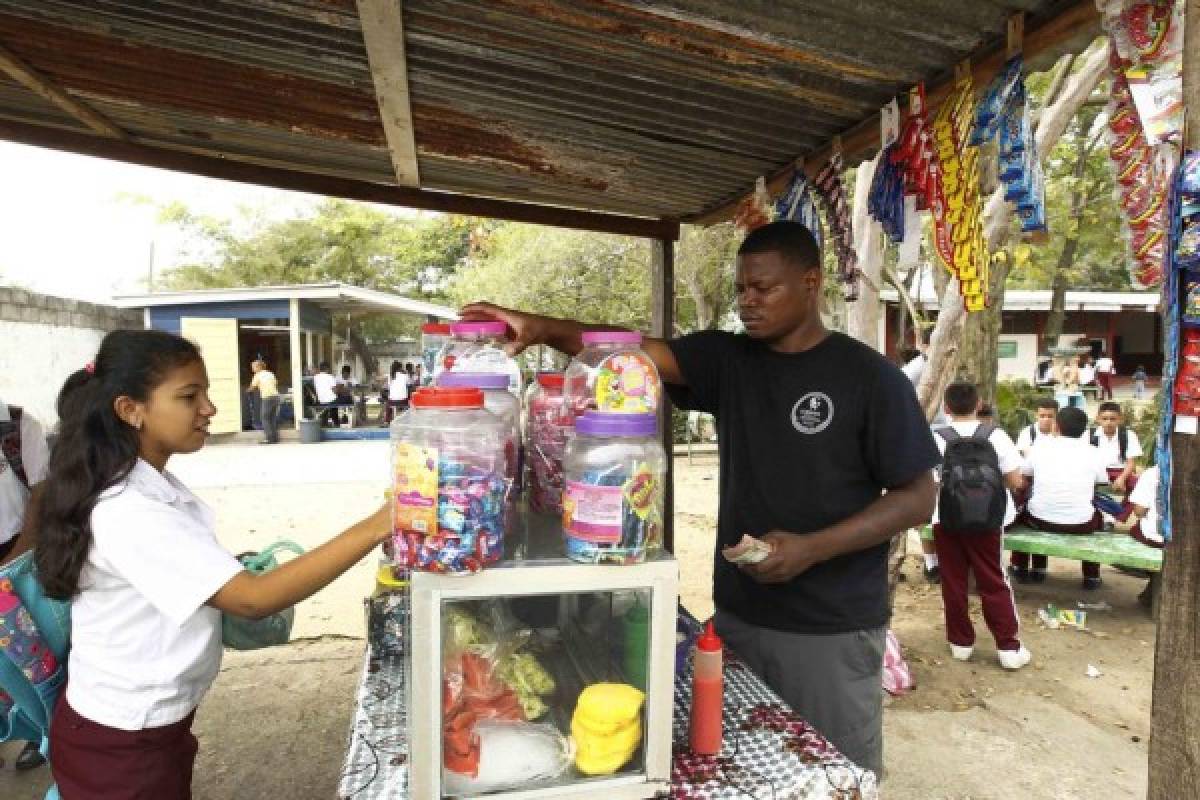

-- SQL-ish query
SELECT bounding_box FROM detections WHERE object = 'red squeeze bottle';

[689,621,724,755]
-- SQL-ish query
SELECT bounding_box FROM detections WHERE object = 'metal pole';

[289,298,303,431]
[652,237,675,553]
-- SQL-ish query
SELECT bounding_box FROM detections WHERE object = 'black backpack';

[1089,426,1129,462]
[936,423,1007,534]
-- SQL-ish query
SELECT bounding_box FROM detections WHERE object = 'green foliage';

[1123,392,1162,465]
[994,380,1057,440]
[1006,78,1131,292]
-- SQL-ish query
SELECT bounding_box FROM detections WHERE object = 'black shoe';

[923,565,941,584]
[1030,569,1047,584]
[15,740,46,771]
[1083,576,1103,591]
[1008,565,1030,584]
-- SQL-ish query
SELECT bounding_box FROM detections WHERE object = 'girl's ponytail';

[36,330,201,599]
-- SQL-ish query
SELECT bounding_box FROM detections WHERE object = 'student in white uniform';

[35,330,389,799]
[1015,397,1059,458]
[1090,401,1143,494]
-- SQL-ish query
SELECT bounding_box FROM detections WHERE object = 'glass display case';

[408,546,678,800]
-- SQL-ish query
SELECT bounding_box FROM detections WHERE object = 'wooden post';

[652,237,676,553]
[289,299,304,431]
[1149,3,1200,796]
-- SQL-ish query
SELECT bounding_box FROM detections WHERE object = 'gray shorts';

[714,610,885,777]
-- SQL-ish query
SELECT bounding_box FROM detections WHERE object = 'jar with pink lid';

[435,320,523,395]
[563,331,661,417]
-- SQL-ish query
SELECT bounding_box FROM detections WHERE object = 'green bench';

[1002,526,1162,615]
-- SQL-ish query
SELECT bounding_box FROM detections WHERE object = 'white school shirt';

[67,459,244,731]
[932,420,1022,527]
[1095,356,1114,375]
[389,375,408,402]
[1022,436,1110,525]
[0,402,50,545]
[313,371,338,403]
[1014,424,1054,457]
[1128,465,1162,544]
[1091,427,1143,469]
[1079,364,1096,385]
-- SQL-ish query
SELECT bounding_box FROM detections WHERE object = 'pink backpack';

[882,629,914,696]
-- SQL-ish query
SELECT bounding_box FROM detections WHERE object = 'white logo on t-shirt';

[791,392,834,434]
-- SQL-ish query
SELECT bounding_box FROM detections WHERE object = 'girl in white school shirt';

[35,330,390,799]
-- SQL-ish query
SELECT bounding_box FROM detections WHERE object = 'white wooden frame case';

[409,557,679,800]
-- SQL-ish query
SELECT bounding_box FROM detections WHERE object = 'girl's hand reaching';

[364,500,393,545]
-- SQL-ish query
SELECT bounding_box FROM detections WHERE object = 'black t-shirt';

[667,330,940,634]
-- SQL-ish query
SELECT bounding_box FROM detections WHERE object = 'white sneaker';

[950,644,974,662]
[998,646,1032,670]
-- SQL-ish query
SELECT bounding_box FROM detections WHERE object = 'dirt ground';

[1,443,1153,799]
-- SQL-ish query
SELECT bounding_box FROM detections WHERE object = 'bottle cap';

[450,320,506,336]
[536,371,565,389]
[436,371,510,390]
[421,322,452,335]
[581,330,643,345]
[696,620,722,653]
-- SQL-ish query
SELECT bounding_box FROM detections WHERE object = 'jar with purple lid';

[561,411,665,564]
[436,371,520,489]
[436,320,523,395]
[564,330,661,417]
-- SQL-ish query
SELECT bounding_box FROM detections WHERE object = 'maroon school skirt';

[50,694,198,800]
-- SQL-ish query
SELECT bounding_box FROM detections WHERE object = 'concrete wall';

[0,287,143,426]
[996,333,1040,383]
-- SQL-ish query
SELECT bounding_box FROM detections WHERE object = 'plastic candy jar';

[561,412,665,564]
[436,320,523,395]
[420,323,452,386]
[564,331,661,417]
[525,372,571,515]
[390,387,510,574]
[436,372,520,490]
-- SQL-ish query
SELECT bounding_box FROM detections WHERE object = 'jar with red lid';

[389,387,509,574]
[525,371,572,514]
[435,320,523,396]
[564,331,661,417]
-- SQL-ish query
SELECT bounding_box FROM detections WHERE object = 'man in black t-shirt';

[462,220,939,777]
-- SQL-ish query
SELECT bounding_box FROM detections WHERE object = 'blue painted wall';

[148,299,290,334]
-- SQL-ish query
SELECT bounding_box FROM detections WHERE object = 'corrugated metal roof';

[0,0,1099,226]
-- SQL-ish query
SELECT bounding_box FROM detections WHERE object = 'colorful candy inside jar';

[562,412,665,565]
[525,372,571,515]
[564,331,662,418]
[436,371,521,494]
[390,387,510,575]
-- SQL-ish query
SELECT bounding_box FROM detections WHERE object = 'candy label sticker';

[595,353,660,413]
[563,481,623,543]
[393,443,438,535]
[623,463,661,522]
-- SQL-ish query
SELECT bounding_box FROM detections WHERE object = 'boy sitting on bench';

[1015,406,1111,590]
[1090,402,1142,495]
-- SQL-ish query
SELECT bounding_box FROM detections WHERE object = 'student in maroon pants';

[932,383,1031,671]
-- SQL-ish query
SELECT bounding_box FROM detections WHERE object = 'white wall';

[996,334,1040,383]
[0,320,112,426]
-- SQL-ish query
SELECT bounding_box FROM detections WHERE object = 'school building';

[881,289,1163,382]
[114,283,453,434]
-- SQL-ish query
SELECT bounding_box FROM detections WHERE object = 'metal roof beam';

[0,39,127,140]
[356,0,420,187]
[0,118,679,240]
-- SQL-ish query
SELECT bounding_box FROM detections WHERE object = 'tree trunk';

[959,248,1013,404]
[1041,255,1073,349]
[848,154,884,350]
[1148,2,1200,796]
[918,42,1108,420]
[346,321,378,379]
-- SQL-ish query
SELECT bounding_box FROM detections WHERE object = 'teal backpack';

[0,550,70,800]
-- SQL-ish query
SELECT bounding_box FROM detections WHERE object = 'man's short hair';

[943,382,979,416]
[737,220,821,272]
[1097,401,1122,416]
[1035,396,1058,411]
[1057,406,1088,438]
